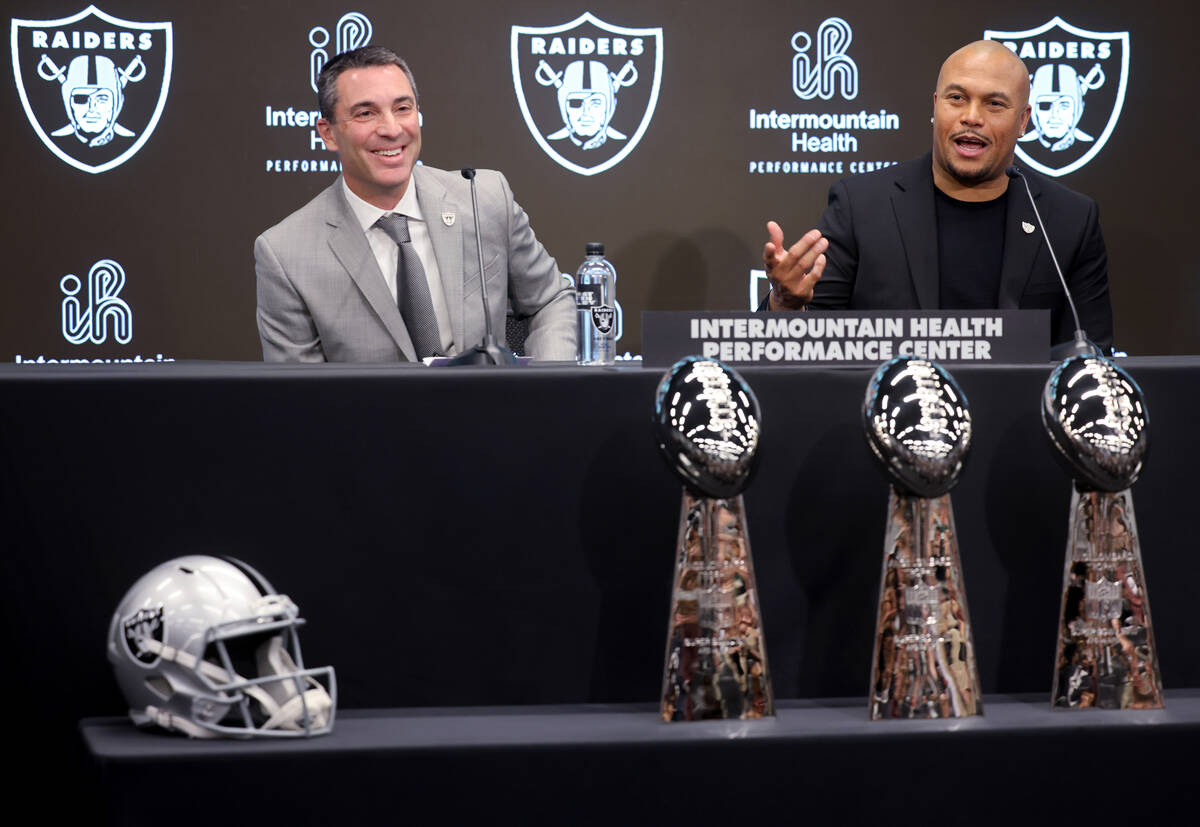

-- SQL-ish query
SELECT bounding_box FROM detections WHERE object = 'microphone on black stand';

[442,167,518,366]
[1005,164,1102,360]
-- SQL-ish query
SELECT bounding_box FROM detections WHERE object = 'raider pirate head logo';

[121,605,164,666]
[985,17,1129,177]
[512,12,662,176]
[11,5,173,174]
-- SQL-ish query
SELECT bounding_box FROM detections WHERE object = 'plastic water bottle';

[575,242,617,365]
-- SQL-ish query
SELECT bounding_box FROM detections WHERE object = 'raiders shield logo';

[985,17,1128,177]
[511,12,662,176]
[121,605,165,666]
[11,5,173,174]
[591,305,615,334]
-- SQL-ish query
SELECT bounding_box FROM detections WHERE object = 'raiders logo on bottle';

[591,305,615,334]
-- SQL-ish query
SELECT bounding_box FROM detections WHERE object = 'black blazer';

[803,152,1113,350]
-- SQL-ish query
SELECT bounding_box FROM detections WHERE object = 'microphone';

[1005,164,1100,360]
[441,167,518,366]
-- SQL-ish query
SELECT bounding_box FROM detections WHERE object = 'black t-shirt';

[934,187,1007,309]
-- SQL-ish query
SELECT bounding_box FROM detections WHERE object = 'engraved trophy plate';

[654,357,773,721]
[864,358,982,719]
[1044,356,1162,709]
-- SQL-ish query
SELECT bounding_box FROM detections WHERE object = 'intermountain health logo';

[61,258,132,345]
[985,17,1129,177]
[11,5,172,173]
[512,12,662,176]
[308,11,371,93]
[792,16,857,101]
[263,10,372,174]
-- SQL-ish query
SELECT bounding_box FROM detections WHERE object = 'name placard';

[641,310,1050,366]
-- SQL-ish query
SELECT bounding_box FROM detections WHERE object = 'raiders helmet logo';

[985,17,1129,177]
[11,6,173,174]
[121,605,165,666]
[511,13,663,176]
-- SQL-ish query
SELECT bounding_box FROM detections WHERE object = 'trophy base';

[1051,488,1163,710]
[869,488,982,720]
[660,492,774,722]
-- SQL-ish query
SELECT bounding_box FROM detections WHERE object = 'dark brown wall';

[3,2,1194,361]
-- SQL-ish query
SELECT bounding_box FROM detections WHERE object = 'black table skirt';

[2,357,1198,810]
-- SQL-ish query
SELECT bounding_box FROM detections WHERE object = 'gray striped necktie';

[375,213,442,359]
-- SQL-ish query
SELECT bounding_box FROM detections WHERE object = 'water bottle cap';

[585,242,605,256]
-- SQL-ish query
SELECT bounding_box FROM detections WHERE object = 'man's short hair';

[316,45,419,121]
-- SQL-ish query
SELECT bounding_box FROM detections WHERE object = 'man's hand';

[763,221,828,311]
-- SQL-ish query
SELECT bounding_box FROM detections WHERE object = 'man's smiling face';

[316,63,422,210]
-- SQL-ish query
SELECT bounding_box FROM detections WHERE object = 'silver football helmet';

[106,555,336,738]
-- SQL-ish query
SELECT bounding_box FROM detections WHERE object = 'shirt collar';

[341,177,424,234]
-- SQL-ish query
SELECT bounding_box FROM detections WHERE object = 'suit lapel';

[415,168,465,349]
[997,175,1043,309]
[890,157,939,309]
[323,184,417,361]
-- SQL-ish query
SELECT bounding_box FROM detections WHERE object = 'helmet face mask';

[108,556,336,739]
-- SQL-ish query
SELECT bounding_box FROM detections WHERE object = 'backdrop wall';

[4,1,1196,361]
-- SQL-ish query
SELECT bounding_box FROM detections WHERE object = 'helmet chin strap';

[141,637,332,735]
[260,688,333,731]
[255,636,333,731]
[144,706,214,739]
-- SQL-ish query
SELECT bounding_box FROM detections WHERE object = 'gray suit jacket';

[255,165,576,362]
[807,152,1113,350]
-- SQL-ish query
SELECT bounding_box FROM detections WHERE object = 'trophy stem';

[1051,489,1163,709]
[869,487,982,720]
[661,491,774,721]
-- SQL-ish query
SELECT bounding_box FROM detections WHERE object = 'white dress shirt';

[340,178,455,355]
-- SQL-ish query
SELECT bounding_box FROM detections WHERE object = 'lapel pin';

[1022,221,1035,235]
[442,212,455,227]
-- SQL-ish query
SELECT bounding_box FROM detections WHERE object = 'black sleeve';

[810,178,858,309]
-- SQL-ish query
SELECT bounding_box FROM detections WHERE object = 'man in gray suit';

[762,40,1113,351]
[255,46,576,362]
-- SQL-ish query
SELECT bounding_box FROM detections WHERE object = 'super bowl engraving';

[1044,356,1162,710]
[863,358,982,719]
[654,357,773,721]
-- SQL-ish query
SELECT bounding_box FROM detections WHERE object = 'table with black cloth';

[2,358,1198,821]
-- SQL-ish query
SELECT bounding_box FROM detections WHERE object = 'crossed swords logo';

[36,51,146,146]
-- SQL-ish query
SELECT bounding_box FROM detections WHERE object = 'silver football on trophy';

[862,358,972,498]
[1042,356,1149,492]
[654,356,761,499]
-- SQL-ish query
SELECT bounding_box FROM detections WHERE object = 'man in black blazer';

[763,40,1113,352]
